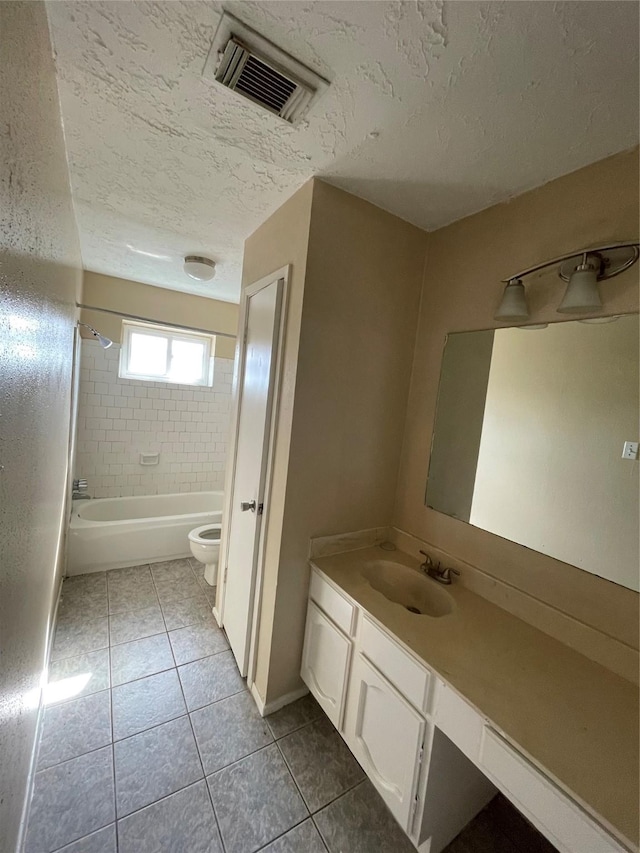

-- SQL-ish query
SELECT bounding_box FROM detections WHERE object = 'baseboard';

[66,551,193,576]
[16,573,64,852]
[250,682,267,716]
[212,605,223,628]
[250,683,309,718]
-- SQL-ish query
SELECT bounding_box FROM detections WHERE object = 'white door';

[344,654,426,831]
[223,276,283,675]
[301,602,353,729]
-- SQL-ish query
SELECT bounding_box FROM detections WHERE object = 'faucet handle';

[440,567,460,582]
[419,550,438,570]
[73,479,88,491]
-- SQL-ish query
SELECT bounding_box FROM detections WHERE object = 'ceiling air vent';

[203,12,329,125]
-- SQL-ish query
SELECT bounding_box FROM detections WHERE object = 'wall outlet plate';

[622,441,639,460]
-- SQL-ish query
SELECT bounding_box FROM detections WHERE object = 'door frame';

[214,265,290,688]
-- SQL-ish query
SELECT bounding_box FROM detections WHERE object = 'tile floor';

[25,559,416,853]
[26,558,556,853]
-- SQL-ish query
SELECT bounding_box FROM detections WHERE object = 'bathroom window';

[119,320,215,387]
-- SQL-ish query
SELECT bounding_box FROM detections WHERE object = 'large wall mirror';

[425,314,639,591]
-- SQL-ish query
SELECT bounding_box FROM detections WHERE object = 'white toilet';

[188,524,222,587]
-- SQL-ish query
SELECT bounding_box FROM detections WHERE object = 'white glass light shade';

[517,324,548,330]
[557,264,601,314]
[495,280,529,321]
[184,255,216,281]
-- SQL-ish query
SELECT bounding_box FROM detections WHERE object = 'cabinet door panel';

[301,601,352,729]
[345,654,425,831]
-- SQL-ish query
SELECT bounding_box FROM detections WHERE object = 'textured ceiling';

[47,1,639,302]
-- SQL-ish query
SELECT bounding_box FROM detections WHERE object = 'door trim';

[215,266,290,687]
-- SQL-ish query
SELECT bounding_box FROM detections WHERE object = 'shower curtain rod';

[75,303,237,339]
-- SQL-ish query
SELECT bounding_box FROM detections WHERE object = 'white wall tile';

[74,340,233,498]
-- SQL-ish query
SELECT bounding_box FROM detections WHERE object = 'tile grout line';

[39,575,116,853]
[152,559,228,853]
[40,567,225,850]
[274,736,314,814]
[50,566,309,852]
[204,740,305,853]
[107,631,119,853]
[309,812,332,853]
[171,652,228,853]
[271,727,367,815]
[245,719,343,853]
[273,723,367,852]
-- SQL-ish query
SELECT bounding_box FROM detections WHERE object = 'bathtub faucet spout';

[72,479,92,500]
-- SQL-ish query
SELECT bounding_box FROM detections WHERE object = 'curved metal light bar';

[501,241,639,284]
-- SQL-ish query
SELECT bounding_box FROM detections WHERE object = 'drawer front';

[309,570,355,636]
[301,601,352,730]
[433,682,484,763]
[480,728,626,853]
[361,617,430,712]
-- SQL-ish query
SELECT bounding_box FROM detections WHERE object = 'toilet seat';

[188,524,221,544]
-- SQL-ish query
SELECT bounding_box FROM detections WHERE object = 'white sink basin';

[361,560,454,617]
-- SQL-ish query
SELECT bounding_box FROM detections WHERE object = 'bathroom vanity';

[300,547,638,853]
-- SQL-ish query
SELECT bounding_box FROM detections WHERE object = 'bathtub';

[67,491,224,575]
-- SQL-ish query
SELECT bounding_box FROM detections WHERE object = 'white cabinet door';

[301,601,352,729]
[344,654,426,832]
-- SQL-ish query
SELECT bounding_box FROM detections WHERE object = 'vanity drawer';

[434,682,485,763]
[309,570,356,636]
[479,728,626,853]
[360,616,430,712]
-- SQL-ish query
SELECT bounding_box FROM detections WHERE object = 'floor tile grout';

[115,563,226,851]
[32,740,114,778]
[42,565,358,853]
[49,818,115,853]
[309,813,332,853]
[253,814,313,853]
[274,737,313,814]
[274,734,366,818]
[176,647,228,853]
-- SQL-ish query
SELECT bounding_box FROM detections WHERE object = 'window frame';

[118,320,215,387]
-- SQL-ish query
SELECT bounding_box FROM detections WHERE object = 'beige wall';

[0,4,83,849]
[395,148,640,651]
[237,181,315,703]
[249,180,427,703]
[81,271,239,358]
[470,318,639,590]
[426,330,494,522]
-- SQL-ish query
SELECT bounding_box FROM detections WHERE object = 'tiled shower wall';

[75,339,233,498]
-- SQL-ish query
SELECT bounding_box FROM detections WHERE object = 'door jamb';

[214,266,290,690]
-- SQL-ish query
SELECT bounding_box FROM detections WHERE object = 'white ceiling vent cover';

[204,12,329,124]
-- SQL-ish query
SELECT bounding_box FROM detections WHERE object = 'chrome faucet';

[72,478,91,500]
[419,550,460,585]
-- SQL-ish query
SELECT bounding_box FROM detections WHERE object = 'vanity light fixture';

[184,255,216,281]
[557,254,601,314]
[494,279,528,321]
[495,241,639,321]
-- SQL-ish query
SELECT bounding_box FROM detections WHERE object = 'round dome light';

[184,255,216,281]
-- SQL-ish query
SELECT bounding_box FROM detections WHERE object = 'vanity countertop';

[310,547,639,850]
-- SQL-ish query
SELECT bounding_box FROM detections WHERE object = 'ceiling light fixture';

[495,241,639,322]
[184,255,216,281]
